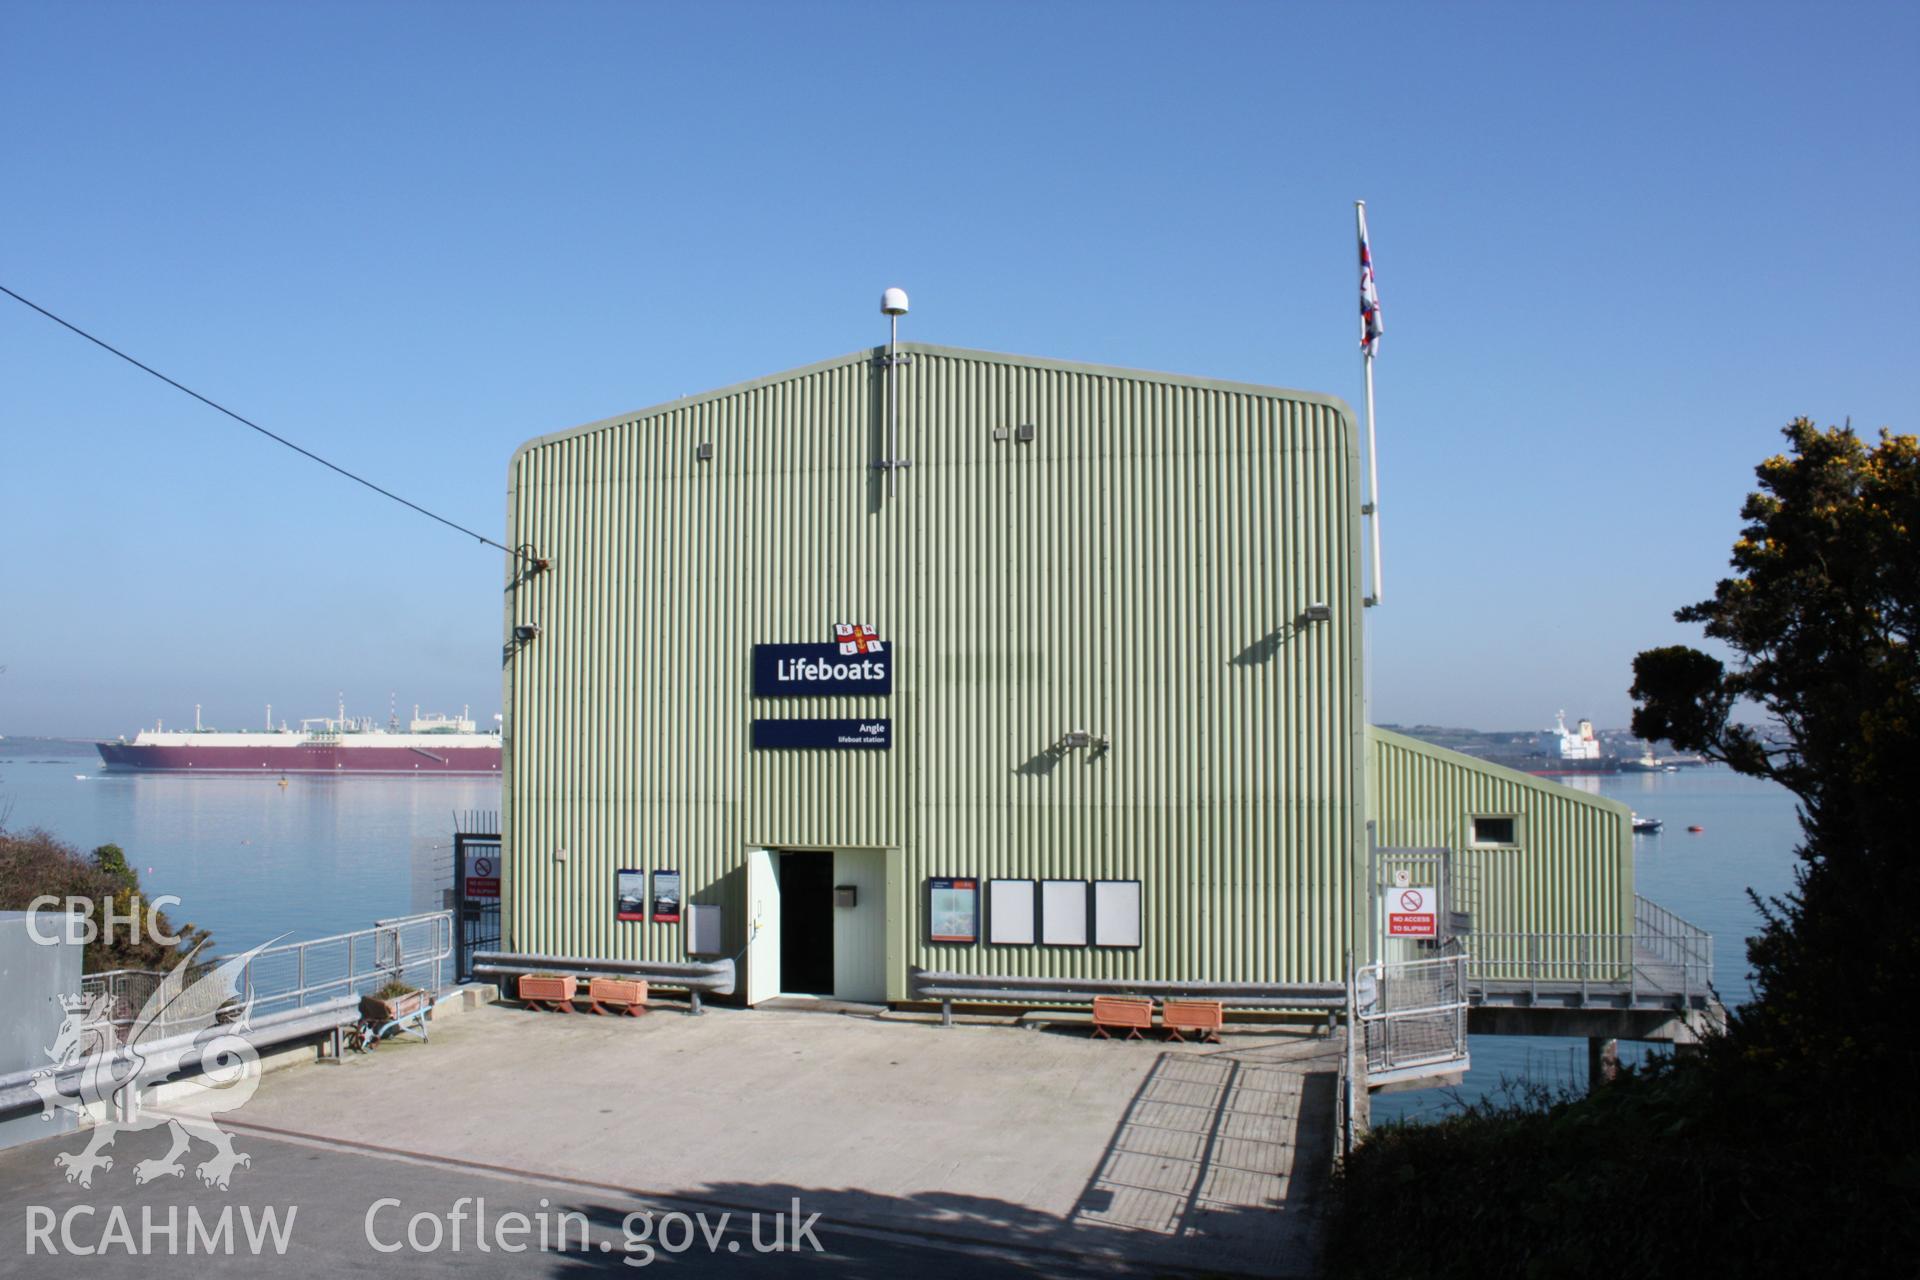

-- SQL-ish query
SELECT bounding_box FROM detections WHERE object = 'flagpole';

[1357,199,1383,608]
[1364,346,1381,607]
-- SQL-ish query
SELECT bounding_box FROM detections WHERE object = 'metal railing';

[82,911,455,1042]
[1464,894,1712,1008]
[1356,950,1470,1087]
[1633,894,1714,985]
[469,951,735,1015]
[909,968,1344,1027]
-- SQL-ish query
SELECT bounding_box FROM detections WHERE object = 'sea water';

[0,738,497,947]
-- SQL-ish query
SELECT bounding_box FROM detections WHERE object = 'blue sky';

[2,2,1914,737]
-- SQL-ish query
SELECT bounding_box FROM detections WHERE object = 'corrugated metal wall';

[504,344,1366,992]
[1366,726,1633,946]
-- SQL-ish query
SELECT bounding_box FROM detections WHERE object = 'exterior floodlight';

[1060,730,1092,751]
[513,623,541,642]
[1302,603,1332,624]
[881,287,910,316]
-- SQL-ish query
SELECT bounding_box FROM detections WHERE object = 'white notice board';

[1040,880,1087,946]
[1092,881,1141,948]
[988,879,1036,945]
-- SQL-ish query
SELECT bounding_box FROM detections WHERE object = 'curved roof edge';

[1367,725,1635,819]
[510,342,1358,467]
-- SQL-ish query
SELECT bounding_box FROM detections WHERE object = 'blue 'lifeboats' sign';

[752,644,892,697]
[751,719,891,750]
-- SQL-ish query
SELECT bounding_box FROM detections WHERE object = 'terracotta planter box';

[360,988,430,1025]
[1091,995,1155,1040]
[1161,998,1225,1043]
[518,973,578,1011]
[588,976,649,1016]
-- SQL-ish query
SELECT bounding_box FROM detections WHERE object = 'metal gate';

[1352,824,1472,1089]
[453,814,501,982]
[1366,825,1468,963]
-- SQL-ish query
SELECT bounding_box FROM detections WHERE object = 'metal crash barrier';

[0,997,366,1119]
[3,911,458,1123]
[909,968,1345,1028]
[470,952,735,1015]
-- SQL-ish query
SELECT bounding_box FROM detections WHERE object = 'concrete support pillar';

[1587,1036,1619,1091]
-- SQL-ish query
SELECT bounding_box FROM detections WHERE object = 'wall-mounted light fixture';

[1300,602,1332,625]
[696,442,713,461]
[1053,729,1110,756]
[513,623,542,642]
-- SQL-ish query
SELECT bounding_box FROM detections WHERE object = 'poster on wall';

[651,869,684,923]
[615,868,646,921]
[988,879,1036,945]
[1092,880,1142,948]
[1041,880,1089,946]
[928,876,980,943]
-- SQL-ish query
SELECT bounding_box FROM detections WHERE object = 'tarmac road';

[0,1124,1112,1278]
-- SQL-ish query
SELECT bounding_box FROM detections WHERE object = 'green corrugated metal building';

[501,341,1630,1003]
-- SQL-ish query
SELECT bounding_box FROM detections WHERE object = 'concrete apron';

[229,1000,1338,1277]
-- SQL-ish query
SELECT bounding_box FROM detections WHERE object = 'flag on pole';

[1358,204,1383,358]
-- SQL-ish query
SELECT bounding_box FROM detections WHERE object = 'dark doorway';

[779,851,835,994]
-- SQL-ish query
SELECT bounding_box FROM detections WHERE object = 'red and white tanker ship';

[96,703,501,775]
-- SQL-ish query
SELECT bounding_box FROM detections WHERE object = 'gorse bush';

[1327,421,1920,1274]
[0,826,208,972]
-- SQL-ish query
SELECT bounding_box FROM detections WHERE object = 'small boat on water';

[1631,814,1663,834]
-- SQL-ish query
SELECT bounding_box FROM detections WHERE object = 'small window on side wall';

[1470,815,1518,846]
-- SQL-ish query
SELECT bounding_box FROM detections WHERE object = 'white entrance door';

[832,849,887,1003]
[745,848,781,1006]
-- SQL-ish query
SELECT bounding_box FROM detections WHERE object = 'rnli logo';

[834,623,883,655]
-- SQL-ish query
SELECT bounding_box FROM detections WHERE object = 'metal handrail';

[81,912,455,1040]
[1464,897,1713,1007]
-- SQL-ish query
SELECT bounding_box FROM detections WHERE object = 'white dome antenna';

[881,287,909,316]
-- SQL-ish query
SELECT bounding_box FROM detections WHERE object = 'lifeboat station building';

[498,339,1652,1010]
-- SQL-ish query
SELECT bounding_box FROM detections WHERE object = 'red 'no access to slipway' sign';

[1386,885,1437,938]
[465,853,500,900]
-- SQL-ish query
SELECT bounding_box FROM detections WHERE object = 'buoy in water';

[1687,824,1704,833]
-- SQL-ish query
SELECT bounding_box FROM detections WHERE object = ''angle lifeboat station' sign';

[751,624,893,749]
